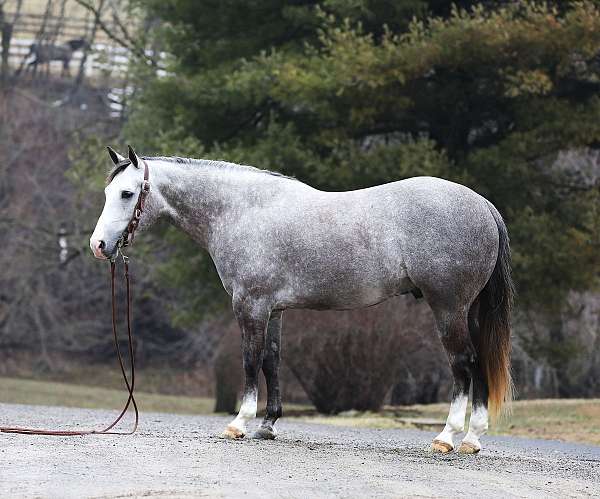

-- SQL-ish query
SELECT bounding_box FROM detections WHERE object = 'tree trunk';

[0,7,12,87]
[213,324,241,414]
[214,361,239,414]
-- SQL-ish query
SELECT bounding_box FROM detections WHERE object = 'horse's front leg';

[253,310,282,440]
[222,294,270,439]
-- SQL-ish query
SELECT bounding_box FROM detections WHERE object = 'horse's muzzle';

[90,238,113,260]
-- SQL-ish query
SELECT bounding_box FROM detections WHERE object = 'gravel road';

[1,403,599,498]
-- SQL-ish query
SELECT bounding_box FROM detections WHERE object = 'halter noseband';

[116,158,150,252]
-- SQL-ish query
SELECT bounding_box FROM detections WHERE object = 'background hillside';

[0,0,599,413]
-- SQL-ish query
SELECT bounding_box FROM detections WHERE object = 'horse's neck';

[152,160,280,248]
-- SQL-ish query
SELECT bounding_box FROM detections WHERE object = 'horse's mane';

[142,156,297,181]
[106,161,131,184]
[106,156,296,184]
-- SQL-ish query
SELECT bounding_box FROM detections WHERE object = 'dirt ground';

[1,403,599,498]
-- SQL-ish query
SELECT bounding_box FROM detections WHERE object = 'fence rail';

[0,11,170,119]
[1,12,157,78]
[4,11,113,41]
[8,38,134,77]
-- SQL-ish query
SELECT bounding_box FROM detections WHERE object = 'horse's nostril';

[98,240,106,250]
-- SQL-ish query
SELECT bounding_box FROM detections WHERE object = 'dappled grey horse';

[91,146,513,454]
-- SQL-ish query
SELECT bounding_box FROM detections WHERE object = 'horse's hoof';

[431,439,454,453]
[458,441,480,454]
[221,425,245,440]
[252,427,277,440]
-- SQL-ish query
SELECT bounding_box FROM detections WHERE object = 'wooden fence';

[8,11,97,39]
[2,12,163,78]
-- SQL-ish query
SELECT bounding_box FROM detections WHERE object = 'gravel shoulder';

[1,403,599,498]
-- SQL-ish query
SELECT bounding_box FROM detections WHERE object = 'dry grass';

[294,400,600,446]
[0,377,215,414]
[0,375,307,415]
[489,399,600,445]
[2,376,598,446]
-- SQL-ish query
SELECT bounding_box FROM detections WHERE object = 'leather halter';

[0,159,149,436]
[117,157,150,250]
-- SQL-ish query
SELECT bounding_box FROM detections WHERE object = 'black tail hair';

[476,201,515,419]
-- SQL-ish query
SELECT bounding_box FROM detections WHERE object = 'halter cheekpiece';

[117,158,150,251]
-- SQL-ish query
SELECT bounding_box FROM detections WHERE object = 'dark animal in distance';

[21,38,88,77]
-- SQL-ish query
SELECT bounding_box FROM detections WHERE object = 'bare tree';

[0,0,23,85]
[74,0,155,64]
[72,0,105,90]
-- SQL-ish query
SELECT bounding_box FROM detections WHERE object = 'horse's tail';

[476,200,514,420]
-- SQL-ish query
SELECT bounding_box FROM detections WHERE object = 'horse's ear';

[127,144,139,168]
[107,146,124,165]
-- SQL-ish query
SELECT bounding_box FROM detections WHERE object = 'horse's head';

[90,145,149,259]
[66,38,89,51]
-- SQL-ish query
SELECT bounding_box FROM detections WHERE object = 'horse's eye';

[121,191,134,199]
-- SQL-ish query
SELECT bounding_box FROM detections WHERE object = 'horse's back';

[216,175,499,311]
[301,176,498,306]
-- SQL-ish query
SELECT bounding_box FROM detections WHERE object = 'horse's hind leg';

[222,294,270,439]
[253,310,283,440]
[458,299,489,454]
[431,307,476,454]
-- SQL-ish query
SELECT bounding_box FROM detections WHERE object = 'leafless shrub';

[0,83,206,374]
[0,85,109,363]
[283,296,440,413]
[512,291,600,399]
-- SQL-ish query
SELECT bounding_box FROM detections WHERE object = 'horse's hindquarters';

[397,181,499,309]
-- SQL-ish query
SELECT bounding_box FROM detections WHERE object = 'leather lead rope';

[0,250,138,436]
[1,158,149,437]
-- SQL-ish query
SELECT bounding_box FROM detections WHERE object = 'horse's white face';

[90,158,144,259]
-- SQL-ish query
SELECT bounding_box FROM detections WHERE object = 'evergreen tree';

[125,1,600,328]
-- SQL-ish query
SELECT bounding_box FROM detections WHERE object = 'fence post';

[0,5,10,86]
